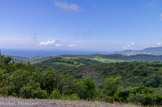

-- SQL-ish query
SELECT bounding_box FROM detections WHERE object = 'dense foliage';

[80,62,162,88]
[35,58,162,88]
[0,54,162,106]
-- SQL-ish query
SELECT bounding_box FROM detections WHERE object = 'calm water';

[1,49,105,57]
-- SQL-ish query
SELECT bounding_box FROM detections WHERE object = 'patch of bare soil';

[0,97,139,107]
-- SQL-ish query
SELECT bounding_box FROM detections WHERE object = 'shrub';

[0,85,16,97]
[83,78,96,100]
[20,82,48,99]
[69,94,80,100]
[127,87,162,106]
[0,87,8,97]
[113,89,130,102]
[103,76,122,96]
[31,87,48,99]
[49,89,61,99]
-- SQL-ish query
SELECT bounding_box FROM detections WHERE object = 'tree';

[40,70,60,93]
[20,81,47,99]
[103,76,122,96]
[83,78,96,100]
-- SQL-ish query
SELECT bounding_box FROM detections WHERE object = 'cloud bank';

[39,40,55,46]
[156,42,162,46]
[69,44,76,47]
[55,43,61,47]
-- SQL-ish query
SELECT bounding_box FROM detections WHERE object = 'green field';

[89,57,124,63]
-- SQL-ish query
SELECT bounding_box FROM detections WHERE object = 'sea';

[1,49,106,57]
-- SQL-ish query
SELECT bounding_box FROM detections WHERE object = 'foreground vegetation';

[0,54,162,106]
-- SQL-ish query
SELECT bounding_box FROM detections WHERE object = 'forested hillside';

[10,56,53,64]
[0,54,162,106]
[61,54,162,62]
[34,57,162,88]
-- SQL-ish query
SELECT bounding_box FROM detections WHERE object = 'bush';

[69,94,80,100]
[129,87,153,94]
[83,78,96,100]
[31,87,48,99]
[126,87,162,106]
[113,89,129,102]
[103,76,122,96]
[127,93,162,106]
[20,82,48,99]
[0,85,16,97]
[49,89,61,99]
[0,87,9,97]
[49,89,80,100]
[59,94,80,100]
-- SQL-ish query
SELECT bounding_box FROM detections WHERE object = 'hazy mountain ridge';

[118,47,162,55]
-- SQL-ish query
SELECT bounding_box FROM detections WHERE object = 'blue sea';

[1,49,105,57]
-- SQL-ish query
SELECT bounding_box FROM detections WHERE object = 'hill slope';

[61,54,162,62]
[34,56,162,88]
[118,46,162,55]
[34,57,101,74]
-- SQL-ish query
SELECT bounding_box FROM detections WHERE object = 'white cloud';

[69,44,76,47]
[39,40,62,47]
[55,43,61,47]
[131,42,135,46]
[54,1,79,12]
[123,47,130,50]
[156,42,162,46]
[123,42,135,50]
[39,40,55,46]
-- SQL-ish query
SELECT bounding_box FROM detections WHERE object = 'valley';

[0,53,161,106]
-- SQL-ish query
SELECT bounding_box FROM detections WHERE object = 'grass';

[89,57,124,63]
[62,56,124,63]
[53,62,78,67]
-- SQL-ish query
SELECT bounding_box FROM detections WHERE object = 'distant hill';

[7,46,162,64]
[10,53,162,64]
[141,47,162,55]
[33,56,162,88]
[10,56,53,64]
[61,54,162,62]
[117,47,162,55]
[34,57,101,75]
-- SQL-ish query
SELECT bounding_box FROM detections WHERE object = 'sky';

[0,0,162,51]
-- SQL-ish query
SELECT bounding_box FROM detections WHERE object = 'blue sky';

[0,0,162,51]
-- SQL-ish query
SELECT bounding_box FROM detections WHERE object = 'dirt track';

[0,97,139,107]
